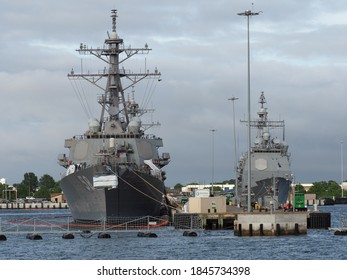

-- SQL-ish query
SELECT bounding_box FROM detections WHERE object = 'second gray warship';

[57,10,171,222]
[236,92,291,208]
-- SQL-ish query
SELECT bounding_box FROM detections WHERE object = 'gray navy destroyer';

[58,10,170,222]
[236,92,291,208]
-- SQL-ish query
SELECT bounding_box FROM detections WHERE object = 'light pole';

[238,9,260,212]
[210,129,216,196]
[341,140,344,198]
[292,174,295,212]
[228,97,239,204]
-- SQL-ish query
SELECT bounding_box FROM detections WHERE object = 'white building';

[182,183,234,194]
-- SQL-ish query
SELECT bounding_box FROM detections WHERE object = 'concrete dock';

[234,212,307,236]
[0,202,68,210]
[173,207,330,235]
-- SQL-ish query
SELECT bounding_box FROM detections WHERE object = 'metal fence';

[0,214,203,235]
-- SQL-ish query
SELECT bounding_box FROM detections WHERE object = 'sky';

[1,0,347,187]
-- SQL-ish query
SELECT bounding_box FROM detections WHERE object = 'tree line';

[295,180,344,199]
[1,175,344,202]
[172,179,345,199]
[0,172,61,201]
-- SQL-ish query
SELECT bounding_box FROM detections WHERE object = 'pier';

[0,202,68,210]
[234,212,307,236]
[173,209,331,235]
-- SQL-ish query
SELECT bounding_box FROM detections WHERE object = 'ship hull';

[253,177,291,206]
[60,166,167,222]
[238,151,291,208]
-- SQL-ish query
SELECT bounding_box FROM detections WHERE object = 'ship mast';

[104,9,124,124]
[68,10,161,134]
[241,92,285,149]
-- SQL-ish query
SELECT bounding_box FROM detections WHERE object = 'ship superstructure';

[237,92,291,208]
[58,10,170,222]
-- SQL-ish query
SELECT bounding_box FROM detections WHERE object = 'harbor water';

[0,205,346,260]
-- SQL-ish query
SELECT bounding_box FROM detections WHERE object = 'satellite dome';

[254,137,261,145]
[88,118,100,133]
[263,132,270,141]
[128,117,141,133]
[110,31,117,39]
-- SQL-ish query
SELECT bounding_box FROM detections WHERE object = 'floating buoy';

[98,232,111,239]
[26,233,42,240]
[80,230,93,238]
[62,233,75,239]
[334,230,347,236]
[0,234,7,241]
[183,231,198,237]
[137,232,157,238]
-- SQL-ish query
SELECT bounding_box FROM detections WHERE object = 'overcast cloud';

[1,0,347,187]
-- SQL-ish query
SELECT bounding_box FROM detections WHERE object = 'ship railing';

[251,147,282,153]
[76,134,140,139]
[172,213,203,230]
[143,134,162,140]
[0,216,172,235]
[71,133,162,140]
[101,216,171,232]
[0,215,203,235]
[0,216,71,235]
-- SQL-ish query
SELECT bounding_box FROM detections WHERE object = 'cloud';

[1,0,347,187]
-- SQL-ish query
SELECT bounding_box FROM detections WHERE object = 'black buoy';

[80,230,93,238]
[0,234,7,241]
[62,233,75,239]
[26,233,42,240]
[183,231,198,237]
[137,232,157,238]
[334,230,347,236]
[98,232,111,239]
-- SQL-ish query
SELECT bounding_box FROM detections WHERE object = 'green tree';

[326,180,342,198]
[51,181,62,194]
[222,179,235,185]
[34,185,50,199]
[308,180,342,199]
[14,183,29,198]
[21,172,38,197]
[0,183,5,198]
[295,184,306,193]
[37,175,61,196]
[173,183,184,190]
[39,174,56,192]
